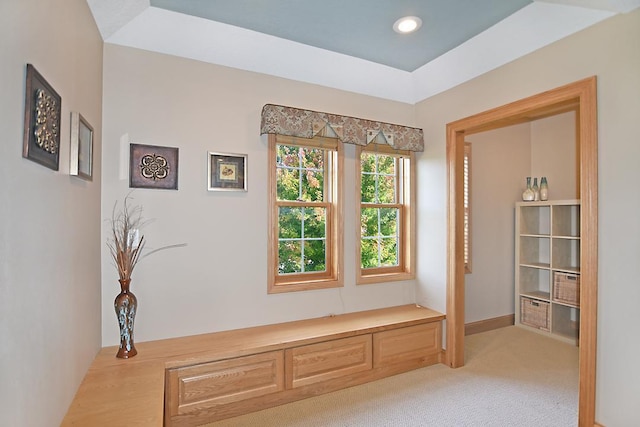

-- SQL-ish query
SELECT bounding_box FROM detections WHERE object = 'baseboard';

[465,314,515,336]
[439,349,446,364]
[594,423,605,427]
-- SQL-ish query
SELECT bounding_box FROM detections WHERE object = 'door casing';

[445,77,598,426]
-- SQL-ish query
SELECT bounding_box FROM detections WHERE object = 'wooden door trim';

[445,77,597,426]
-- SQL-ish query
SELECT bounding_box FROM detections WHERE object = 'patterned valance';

[260,104,424,152]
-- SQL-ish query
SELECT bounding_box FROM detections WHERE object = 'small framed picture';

[208,152,247,191]
[69,112,94,180]
[23,64,62,171]
[130,143,179,190]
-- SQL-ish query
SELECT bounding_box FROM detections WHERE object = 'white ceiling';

[87,0,639,104]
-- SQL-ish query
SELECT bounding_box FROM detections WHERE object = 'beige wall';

[531,111,578,200]
[464,124,531,323]
[464,112,576,324]
[0,1,103,426]
[101,45,417,345]
[2,3,636,425]
[415,9,640,426]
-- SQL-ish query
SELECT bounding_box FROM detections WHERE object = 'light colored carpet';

[204,326,579,427]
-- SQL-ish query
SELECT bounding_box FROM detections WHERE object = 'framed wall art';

[208,152,247,191]
[130,143,179,190]
[23,64,62,170]
[69,112,94,181]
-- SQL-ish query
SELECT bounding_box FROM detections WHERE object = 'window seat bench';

[61,304,445,426]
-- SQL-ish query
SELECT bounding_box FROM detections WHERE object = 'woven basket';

[520,297,550,331]
[553,272,580,306]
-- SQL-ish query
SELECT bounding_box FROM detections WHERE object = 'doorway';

[445,77,598,426]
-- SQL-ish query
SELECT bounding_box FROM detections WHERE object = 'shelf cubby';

[552,204,580,238]
[552,303,580,342]
[552,238,581,273]
[519,236,550,268]
[519,266,551,301]
[519,204,550,236]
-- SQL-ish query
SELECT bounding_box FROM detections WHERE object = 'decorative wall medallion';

[140,153,169,180]
[23,64,62,170]
[34,89,60,153]
[129,143,179,190]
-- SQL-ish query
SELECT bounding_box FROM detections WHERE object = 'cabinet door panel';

[373,323,441,367]
[166,350,284,417]
[286,335,372,389]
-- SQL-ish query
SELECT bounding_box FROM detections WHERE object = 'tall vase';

[540,177,549,201]
[532,177,540,201]
[114,279,138,358]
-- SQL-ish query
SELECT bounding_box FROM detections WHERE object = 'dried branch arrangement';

[107,194,187,282]
[107,196,148,281]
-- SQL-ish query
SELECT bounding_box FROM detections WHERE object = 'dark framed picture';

[129,143,179,190]
[208,152,247,191]
[23,64,62,170]
[69,112,94,181]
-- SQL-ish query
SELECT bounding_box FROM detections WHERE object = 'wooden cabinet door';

[373,323,441,368]
[166,350,284,420]
[285,335,372,389]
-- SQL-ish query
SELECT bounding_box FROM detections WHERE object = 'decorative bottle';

[532,177,540,201]
[540,177,549,201]
[522,177,534,201]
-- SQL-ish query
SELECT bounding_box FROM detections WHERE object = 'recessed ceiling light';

[393,16,422,34]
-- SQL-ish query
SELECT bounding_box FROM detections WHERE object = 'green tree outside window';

[360,152,400,269]
[276,144,328,274]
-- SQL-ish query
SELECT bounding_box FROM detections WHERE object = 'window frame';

[268,134,343,293]
[356,144,415,285]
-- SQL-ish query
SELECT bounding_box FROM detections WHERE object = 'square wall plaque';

[129,143,179,190]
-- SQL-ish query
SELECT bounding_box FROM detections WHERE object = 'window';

[268,134,343,293]
[357,145,415,284]
[464,142,471,273]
